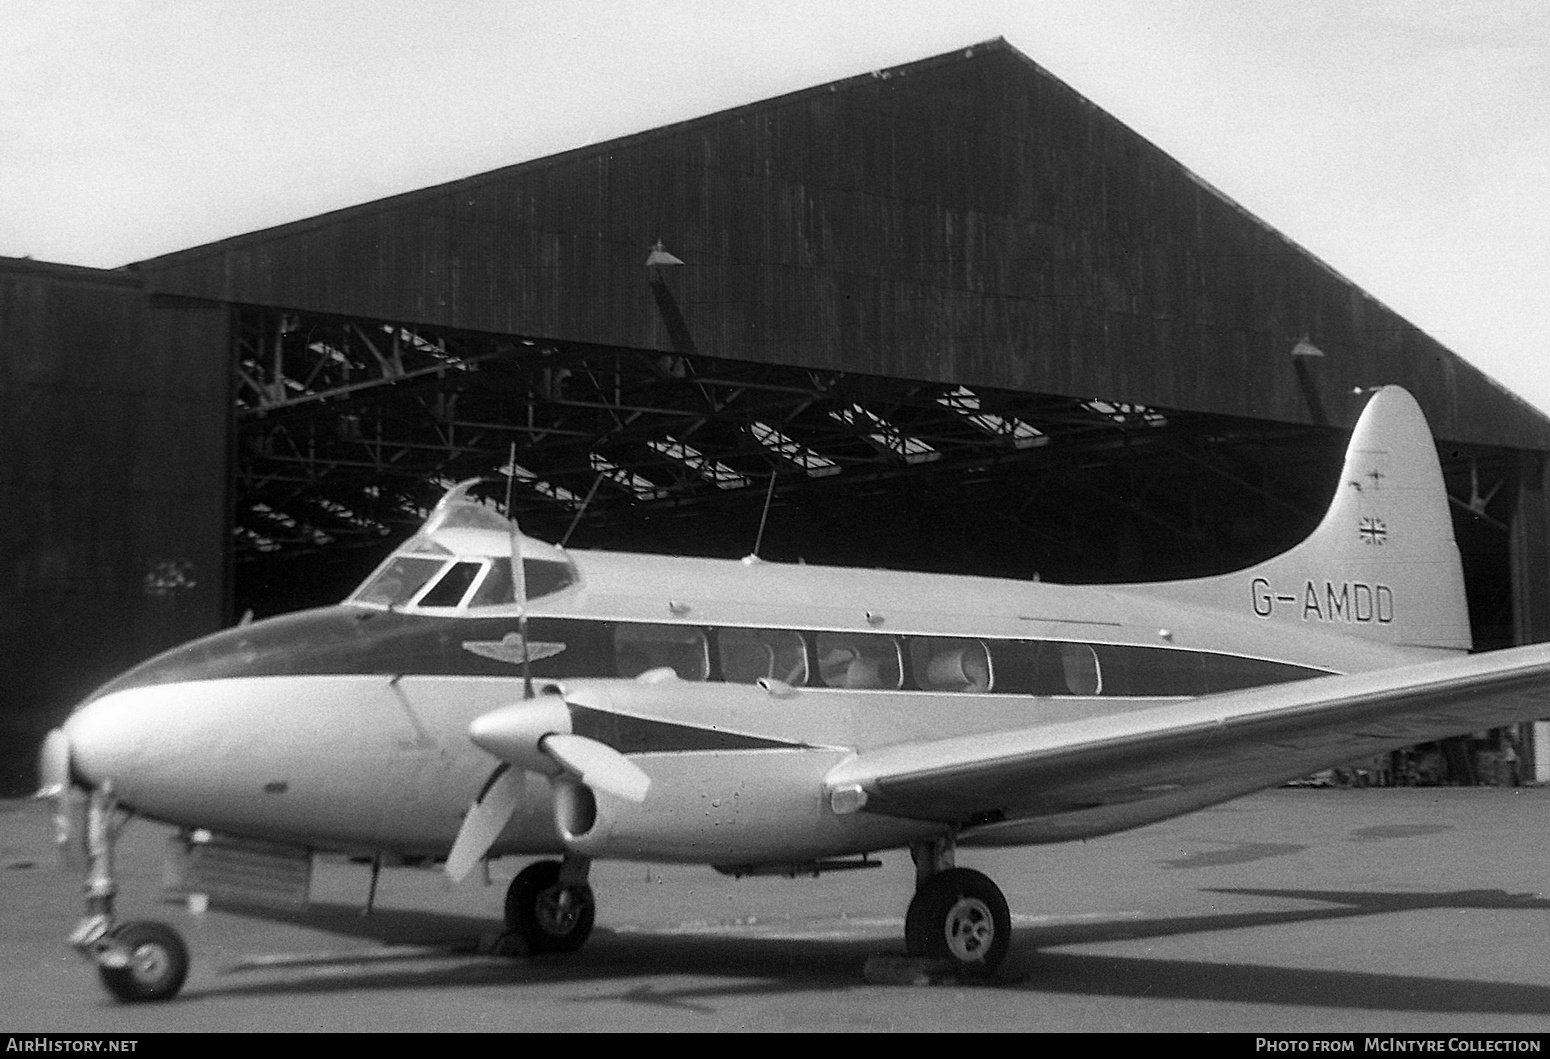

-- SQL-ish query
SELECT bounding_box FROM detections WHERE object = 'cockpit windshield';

[349,553,577,610]
[353,556,445,607]
[345,491,577,610]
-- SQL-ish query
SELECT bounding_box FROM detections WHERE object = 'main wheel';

[504,860,595,954]
[98,921,189,1003]
[904,868,1010,976]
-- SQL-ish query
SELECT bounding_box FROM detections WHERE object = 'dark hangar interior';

[4,39,1550,792]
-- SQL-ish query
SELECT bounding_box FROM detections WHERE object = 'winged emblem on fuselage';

[461,633,567,665]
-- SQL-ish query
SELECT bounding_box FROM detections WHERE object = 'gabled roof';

[133,39,1550,450]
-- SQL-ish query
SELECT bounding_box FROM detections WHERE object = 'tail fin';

[1138,386,1471,652]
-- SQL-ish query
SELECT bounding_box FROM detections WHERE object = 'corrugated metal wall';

[134,40,1550,451]
[0,260,229,792]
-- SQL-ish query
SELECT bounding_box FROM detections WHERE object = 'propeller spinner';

[444,693,651,881]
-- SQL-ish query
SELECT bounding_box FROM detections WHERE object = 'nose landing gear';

[68,783,190,1003]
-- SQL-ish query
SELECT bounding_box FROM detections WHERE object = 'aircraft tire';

[903,868,1010,976]
[98,921,189,1003]
[505,860,595,954]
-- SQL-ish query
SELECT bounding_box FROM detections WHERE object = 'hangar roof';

[130,39,1550,452]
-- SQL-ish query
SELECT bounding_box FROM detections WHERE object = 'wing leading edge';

[824,644,1550,843]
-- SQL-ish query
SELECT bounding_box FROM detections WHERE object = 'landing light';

[829,784,868,815]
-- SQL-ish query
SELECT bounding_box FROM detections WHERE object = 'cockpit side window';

[352,556,446,607]
[469,560,513,607]
[417,561,485,608]
[463,558,576,607]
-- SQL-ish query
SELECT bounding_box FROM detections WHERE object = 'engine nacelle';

[548,748,928,864]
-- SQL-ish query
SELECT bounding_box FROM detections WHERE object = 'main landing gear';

[68,784,190,1003]
[904,837,1011,977]
[502,856,596,954]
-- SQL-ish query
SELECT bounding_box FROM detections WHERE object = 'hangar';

[4,39,1549,791]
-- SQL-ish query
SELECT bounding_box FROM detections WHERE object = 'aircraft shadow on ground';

[186,887,1550,1015]
[1015,887,1550,1015]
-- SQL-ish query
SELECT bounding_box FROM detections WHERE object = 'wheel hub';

[130,943,169,984]
[943,896,995,962]
[536,886,582,936]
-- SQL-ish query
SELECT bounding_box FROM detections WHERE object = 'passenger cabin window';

[614,624,709,681]
[417,561,485,608]
[719,628,808,686]
[1058,643,1102,695]
[352,556,445,607]
[815,632,901,689]
[988,641,1098,695]
[910,637,991,692]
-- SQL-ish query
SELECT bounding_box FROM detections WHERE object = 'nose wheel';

[96,921,190,1003]
[504,858,595,953]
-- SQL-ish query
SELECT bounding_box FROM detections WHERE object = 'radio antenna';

[750,471,777,559]
[560,471,606,548]
[496,443,535,697]
[502,442,517,516]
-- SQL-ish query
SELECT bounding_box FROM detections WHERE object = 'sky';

[4,0,1548,414]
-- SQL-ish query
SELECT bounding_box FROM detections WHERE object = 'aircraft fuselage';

[64,546,1441,867]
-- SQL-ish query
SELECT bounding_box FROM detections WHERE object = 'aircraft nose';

[63,680,252,820]
[63,688,162,792]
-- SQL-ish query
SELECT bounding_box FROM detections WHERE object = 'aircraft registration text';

[1251,577,1394,624]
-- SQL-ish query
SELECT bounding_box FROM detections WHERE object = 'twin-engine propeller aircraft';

[36,385,1550,1001]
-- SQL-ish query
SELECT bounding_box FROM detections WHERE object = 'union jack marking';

[1359,517,1387,545]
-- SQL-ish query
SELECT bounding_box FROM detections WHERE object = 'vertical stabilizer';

[1135,387,1471,652]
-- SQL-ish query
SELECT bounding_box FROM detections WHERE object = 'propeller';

[36,727,70,800]
[444,693,651,882]
[442,494,649,882]
[35,727,86,870]
[467,697,651,802]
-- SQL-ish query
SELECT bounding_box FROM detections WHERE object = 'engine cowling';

[546,746,923,864]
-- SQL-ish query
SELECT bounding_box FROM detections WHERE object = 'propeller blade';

[541,733,651,803]
[35,728,70,799]
[465,694,647,825]
[52,788,87,872]
[35,728,86,870]
[444,765,526,883]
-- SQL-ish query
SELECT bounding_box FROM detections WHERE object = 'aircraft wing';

[824,643,1550,833]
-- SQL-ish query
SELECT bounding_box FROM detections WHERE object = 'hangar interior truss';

[230,297,1519,660]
